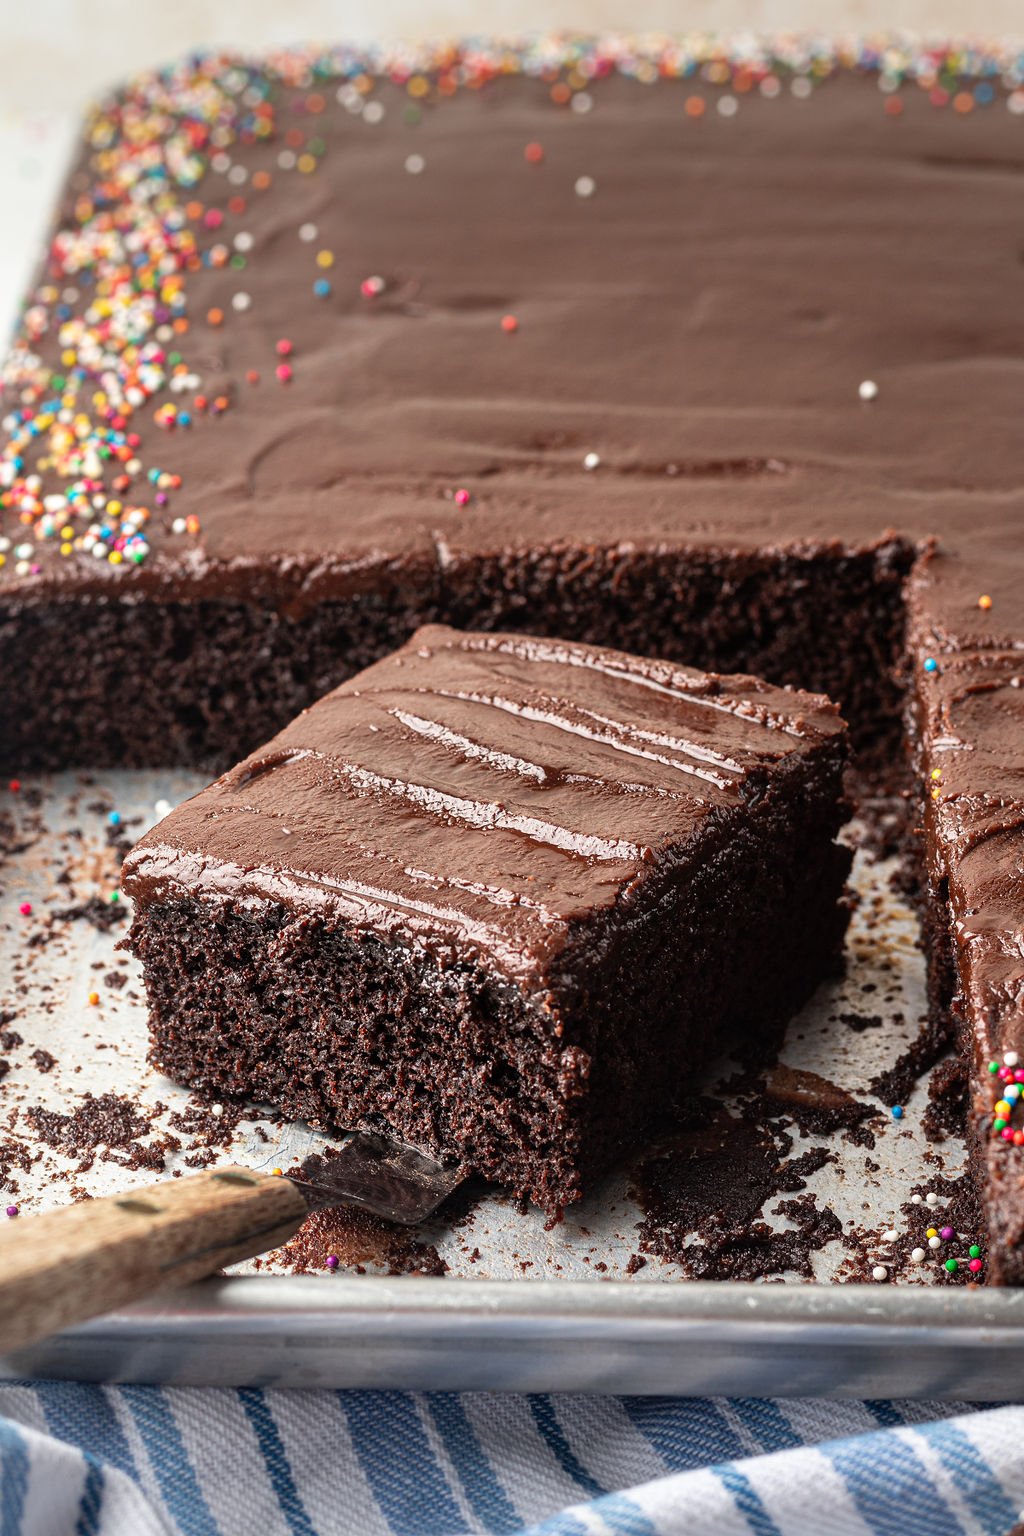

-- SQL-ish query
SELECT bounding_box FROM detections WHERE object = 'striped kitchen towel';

[0,1387,1021,1536]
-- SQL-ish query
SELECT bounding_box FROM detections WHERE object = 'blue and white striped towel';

[1,1387,1022,1536]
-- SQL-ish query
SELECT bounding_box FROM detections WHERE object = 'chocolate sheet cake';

[121,625,851,1211]
[3,36,1024,1276]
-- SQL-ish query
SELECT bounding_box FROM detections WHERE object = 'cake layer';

[122,626,851,1207]
[5,38,1024,1275]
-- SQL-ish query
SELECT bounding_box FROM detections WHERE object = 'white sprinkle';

[0,537,9,553]
[1008,90,1024,114]
[210,1102,224,1116]
[926,1191,939,1207]
[15,560,30,575]
[858,379,879,402]
[363,100,385,124]
[62,287,79,304]
[90,544,106,560]
[583,452,601,471]
[1005,1050,1019,1067]
[233,231,254,253]
[929,1235,942,1250]
[872,1265,888,1282]
[760,76,781,99]
[911,1193,923,1205]
[277,150,297,170]
[172,517,187,535]
[405,154,425,175]
[298,223,318,243]
[337,84,362,109]
[717,94,739,117]
[571,91,593,114]
[574,175,596,198]
[211,152,231,174]
[882,1229,898,1243]
[791,76,813,99]
[911,1247,927,1264]
[231,292,252,312]
[14,543,32,560]
[154,799,172,820]
[228,165,248,186]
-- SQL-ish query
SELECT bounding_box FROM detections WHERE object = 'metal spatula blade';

[291,1134,466,1225]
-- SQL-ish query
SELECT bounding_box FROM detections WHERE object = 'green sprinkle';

[404,105,422,126]
[231,254,247,269]
[989,1061,1000,1074]
[969,1244,981,1259]
[994,1118,1008,1131]
[944,1258,958,1274]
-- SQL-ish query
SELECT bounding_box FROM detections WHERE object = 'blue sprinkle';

[923,657,938,674]
[108,811,121,827]
[974,82,995,103]
[892,1105,904,1119]
[313,278,332,298]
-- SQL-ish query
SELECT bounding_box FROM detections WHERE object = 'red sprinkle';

[501,314,519,333]
[524,141,545,163]
[8,779,20,793]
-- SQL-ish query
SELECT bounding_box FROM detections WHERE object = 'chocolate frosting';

[121,625,844,986]
[5,42,1024,1259]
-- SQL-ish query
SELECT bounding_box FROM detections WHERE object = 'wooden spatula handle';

[0,1166,307,1357]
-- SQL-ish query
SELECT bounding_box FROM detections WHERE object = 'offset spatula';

[0,1133,464,1358]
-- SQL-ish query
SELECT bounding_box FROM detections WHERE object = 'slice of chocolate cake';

[121,625,850,1211]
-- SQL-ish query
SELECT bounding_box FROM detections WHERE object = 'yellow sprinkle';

[315,250,334,269]
[930,768,942,782]
[107,500,122,516]
[271,1167,284,1177]
[297,154,317,174]
[108,550,123,565]
[408,75,429,97]
[60,543,72,556]
[930,787,941,800]
[0,554,6,568]
[926,1228,938,1239]
[995,1100,1012,1118]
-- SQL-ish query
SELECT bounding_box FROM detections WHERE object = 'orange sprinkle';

[185,200,203,221]
[88,991,99,1006]
[685,95,706,118]
[550,82,571,105]
[207,308,224,327]
[501,314,519,333]
[884,97,904,117]
[252,170,272,190]
[271,1167,284,1177]
[524,141,544,164]
[978,594,993,610]
[185,514,201,535]
[228,195,247,215]
[953,91,974,114]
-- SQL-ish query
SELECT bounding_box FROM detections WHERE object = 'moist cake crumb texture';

[3,35,1024,1276]
[122,625,851,1213]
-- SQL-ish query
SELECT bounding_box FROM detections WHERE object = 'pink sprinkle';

[360,276,385,298]
[1001,1127,1015,1141]
[999,1067,1012,1081]
[275,339,293,357]
[968,1258,983,1272]
[18,901,31,916]
[275,364,293,383]
[1015,1070,1024,1083]
[203,209,224,229]
[454,488,471,507]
